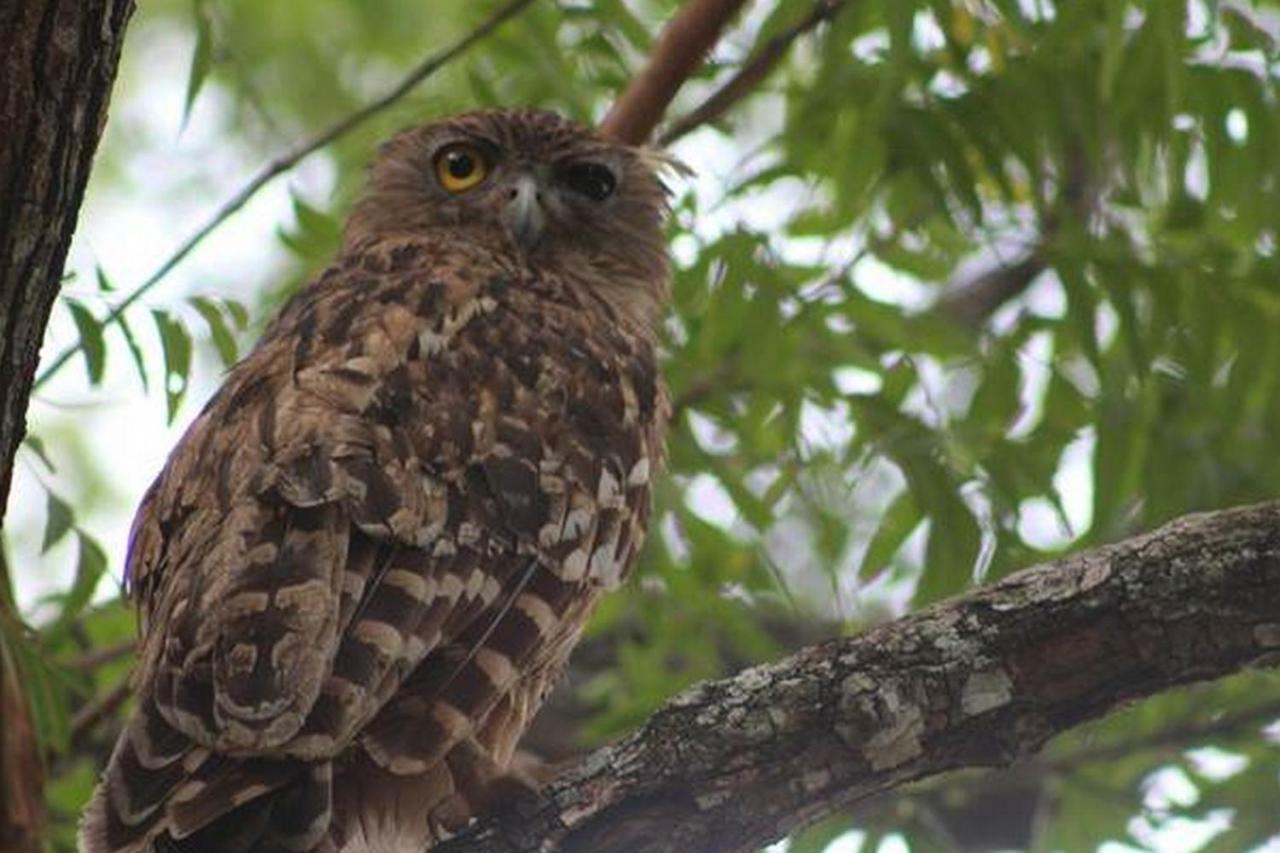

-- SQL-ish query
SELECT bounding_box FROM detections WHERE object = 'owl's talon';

[427,793,475,839]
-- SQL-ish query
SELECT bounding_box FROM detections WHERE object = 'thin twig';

[33,0,538,392]
[935,252,1047,329]
[68,678,132,749]
[599,0,751,144]
[660,0,846,146]
[70,638,135,673]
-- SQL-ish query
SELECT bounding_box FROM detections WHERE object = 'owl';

[80,108,671,852]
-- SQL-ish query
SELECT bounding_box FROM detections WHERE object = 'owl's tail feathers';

[80,695,201,853]
[79,697,323,852]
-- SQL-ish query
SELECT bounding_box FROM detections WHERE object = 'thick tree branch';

[599,0,750,144]
[440,501,1280,852]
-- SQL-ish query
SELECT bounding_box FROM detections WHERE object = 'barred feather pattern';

[81,199,668,852]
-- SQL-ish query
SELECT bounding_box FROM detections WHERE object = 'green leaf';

[95,265,115,292]
[41,492,74,554]
[859,489,923,581]
[223,298,249,330]
[40,531,110,648]
[66,299,106,385]
[22,434,55,473]
[152,309,193,423]
[189,296,239,367]
[114,310,150,392]
[916,490,983,605]
[182,0,214,131]
[66,532,108,623]
[292,192,341,245]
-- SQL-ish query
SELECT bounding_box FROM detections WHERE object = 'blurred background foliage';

[4,0,1280,849]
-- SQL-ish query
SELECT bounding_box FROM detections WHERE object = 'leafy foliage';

[7,0,1280,850]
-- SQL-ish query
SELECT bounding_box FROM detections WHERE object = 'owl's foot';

[427,738,546,838]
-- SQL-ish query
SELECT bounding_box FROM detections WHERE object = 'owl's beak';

[502,174,545,249]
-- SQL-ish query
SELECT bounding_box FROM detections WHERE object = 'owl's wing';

[126,266,478,758]
[86,242,627,851]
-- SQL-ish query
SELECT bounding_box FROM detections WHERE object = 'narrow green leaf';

[291,192,341,244]
[182,0,214,131]
[223,298,249,330]
[859,489,923,581]
[114,311,150,392]
[95,264,115,292]
[69,532,108,614]
[43,532,110,643]
[189,296,239,368]
[916,490,983,605]
[41,492,74,554]
[66,299,106,385]
[152,309,193,423]
[22,434,55,473]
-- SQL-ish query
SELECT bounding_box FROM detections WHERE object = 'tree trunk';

[0,0,135,514]
[0,2,135,849]
[439,501,1280,853]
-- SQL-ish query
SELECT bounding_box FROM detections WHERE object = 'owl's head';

[347,108,672,321]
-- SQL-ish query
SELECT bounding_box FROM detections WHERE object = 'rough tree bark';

[440,501,1280,852]
[0,1,135,849]
[0,0,135,513]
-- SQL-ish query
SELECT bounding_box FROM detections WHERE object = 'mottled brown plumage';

[81,108,671,852]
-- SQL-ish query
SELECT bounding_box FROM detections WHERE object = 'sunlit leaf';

[189,296,240,367]
[152,309,193,423]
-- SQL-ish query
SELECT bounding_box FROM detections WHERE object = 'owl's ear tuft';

[636,146,693,182]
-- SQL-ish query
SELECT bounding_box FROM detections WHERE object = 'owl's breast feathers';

[86,237,667,852]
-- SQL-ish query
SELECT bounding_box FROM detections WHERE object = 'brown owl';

[80,108,671,852]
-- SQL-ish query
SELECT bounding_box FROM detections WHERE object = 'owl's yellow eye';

[434,143,490,193]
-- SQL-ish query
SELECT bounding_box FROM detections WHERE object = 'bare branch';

[68,679,132,750]
[2,609,48,852]
[599,0,751,144]
[660,0,846,146]
[933,139,1093,330]
[439,501,1280,852]
[934,252,1047,329]
[32,0,537,393]
[70,639,135,673]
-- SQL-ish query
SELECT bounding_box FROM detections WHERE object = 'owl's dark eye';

[559,162,617,201]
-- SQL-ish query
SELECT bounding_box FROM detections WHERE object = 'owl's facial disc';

[502,172,545,249]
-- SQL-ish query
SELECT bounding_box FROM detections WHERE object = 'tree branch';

[30,0,537,394]
[660,0,846,146]
[599,0,750,144]
[1,2,136,848]
[439,501,1280,852]
[934,252,1047,329]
